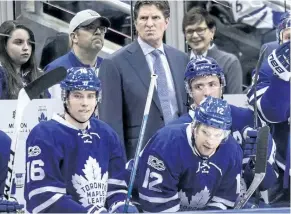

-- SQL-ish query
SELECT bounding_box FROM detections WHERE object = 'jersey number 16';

[26,160,45,183]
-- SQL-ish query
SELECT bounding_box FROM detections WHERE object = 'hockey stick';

[252,46,268,206]
[235,48,269,208]
[123,74,158,212]
[235,125,270,209]
[253,46,267,129]
[3,67,67,199]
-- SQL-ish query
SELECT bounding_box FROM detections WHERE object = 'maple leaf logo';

[38,112,48,122]
[179,186,211,211]
[72,156,108,207]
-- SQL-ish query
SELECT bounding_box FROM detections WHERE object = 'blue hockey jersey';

[247,59,290,188]
[24,114,127,213]
[247,60,290,123]
[169,105,278,192]
[0,131,11,197]
[137,124,243,212]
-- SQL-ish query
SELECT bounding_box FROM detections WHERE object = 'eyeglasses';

[77,23,108,34]
[185,27,208,36]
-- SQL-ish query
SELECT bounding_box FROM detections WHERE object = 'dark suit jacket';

[99,40,189,160]
[207,45,243,94]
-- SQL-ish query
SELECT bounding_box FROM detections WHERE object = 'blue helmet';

[184,57,226,93]
[195,96,232,130]
[277,11,291,43]
[60,67,101,92]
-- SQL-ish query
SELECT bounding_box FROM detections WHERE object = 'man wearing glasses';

[44,9,110,99]
[183,7,243,94]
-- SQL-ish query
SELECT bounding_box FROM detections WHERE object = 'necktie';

[151,49,173,124]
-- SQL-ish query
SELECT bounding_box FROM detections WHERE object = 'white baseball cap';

[69,9,111,33]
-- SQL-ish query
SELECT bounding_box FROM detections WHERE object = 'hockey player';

[24,67,138,213]
[246,11,290,204]
[0,130,24,212]
[170,57,253,139]
[137,96,242,211]
[169,57,278,205]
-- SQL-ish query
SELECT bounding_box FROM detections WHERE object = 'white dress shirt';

[137,37,179,122]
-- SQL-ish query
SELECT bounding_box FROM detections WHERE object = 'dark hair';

[133,0,170,21]
[40,32,70,69]
[182,7,216,33]
[0,20,41,99]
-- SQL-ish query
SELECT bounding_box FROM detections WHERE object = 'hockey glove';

[0,197,24,213]
[242,126,275,160]
[268,41,290,81]
[87,204,108,214]
[242,126,278,191]
[242,127,257,159]
[109,201,139,213]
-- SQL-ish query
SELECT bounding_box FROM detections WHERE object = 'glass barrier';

[42,1,132,46]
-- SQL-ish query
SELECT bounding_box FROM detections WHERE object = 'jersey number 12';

[142,168,163,192]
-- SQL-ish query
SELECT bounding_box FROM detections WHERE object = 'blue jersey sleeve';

[247,61,290,123]
[231,106,254,131]
[0,131,11,197]
[137,132,182,212]
[24,124,88,213]
[207,139,243,210]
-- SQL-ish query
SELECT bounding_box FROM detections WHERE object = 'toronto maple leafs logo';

[179,187,211,211]
[38,112,48,122]
[72,156,108,207]
[38,106,48,122]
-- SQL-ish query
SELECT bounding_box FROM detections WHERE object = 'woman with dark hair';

[0,20,42,99]
[182,7,243,94]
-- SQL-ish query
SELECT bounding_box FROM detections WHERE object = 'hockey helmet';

[184,57,226,93]
[60,67,101,92]
[277,11,291,44]
[195,96,232,130]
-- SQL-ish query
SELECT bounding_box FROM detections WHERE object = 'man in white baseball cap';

[44,9,111,99]
[69,9,110,33]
